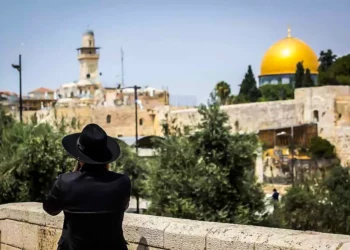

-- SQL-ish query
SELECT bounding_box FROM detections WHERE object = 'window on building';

[89,40,92,46]
[313,110,319,123]
[106,115,111,124]
[139,118,143,126]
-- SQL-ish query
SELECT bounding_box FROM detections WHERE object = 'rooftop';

[29,87,55,94]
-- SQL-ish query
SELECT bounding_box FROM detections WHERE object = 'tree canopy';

[214,81,231,105]
[258,84,294,101]
[237,65,261,103]
[318,54,350,86]
[146,95,266,224]
[318,49,337,73]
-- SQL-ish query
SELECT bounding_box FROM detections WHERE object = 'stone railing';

[1,203,350,249]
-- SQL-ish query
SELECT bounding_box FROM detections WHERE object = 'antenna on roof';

[121,47,124,88]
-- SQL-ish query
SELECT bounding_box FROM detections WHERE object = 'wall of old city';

[170,100,303,134]
[1,202,350,250]
[12,86,350,164]
[170,86,350,165]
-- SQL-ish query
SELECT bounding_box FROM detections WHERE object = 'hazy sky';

[1,0,349,104]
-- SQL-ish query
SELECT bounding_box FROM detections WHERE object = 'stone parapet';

[1,202,350,249]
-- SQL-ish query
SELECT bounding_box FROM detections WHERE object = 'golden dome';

[260,28,319,76]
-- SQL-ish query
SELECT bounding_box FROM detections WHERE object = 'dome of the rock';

[259,28,319,86]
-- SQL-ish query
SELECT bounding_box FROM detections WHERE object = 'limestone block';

[0,243,22,250]
[37,226,62,250]
[127,243,145,250]
[0,219,40,250]
[0,203,44,225]
[0,207,9,220]
[340,242,350,249]
[123,213,170,248]
[123,243,164,250]
[164,218,230,250]
[0,220,23,248]
[45,212,64,229]
[207,224,270,250]
[207,225,350,250]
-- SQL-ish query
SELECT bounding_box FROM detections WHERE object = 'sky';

[1,0,350,104]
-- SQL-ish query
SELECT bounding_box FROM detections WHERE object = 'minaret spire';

[287,26,291,38]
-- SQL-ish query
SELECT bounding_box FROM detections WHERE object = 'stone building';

[56,30,103,108]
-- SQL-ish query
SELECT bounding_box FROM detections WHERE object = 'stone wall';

[170,100,303,133]
[170,86,350,165]
[1,203,350,250]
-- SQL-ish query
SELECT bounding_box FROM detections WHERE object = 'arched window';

[106,115,111,124]
[89,40,92,46]
[139,118,143,126]
[313,110,319,123]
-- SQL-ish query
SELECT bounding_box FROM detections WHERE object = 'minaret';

[77,30,100,80]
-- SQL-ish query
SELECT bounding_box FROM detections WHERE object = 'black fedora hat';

[62,123,121,164]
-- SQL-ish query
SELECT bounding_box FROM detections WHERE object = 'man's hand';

[73,162,81,172]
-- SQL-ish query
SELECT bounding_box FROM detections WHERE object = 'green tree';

[318,54,350,86]
[0,122,76,203]
[238,65,261,103]
[294,61,304,88]
[215,81,231,105]
[271,165,350,235]
[258,84,294,101]
[302,68,314,88]
[147,94,265,224]
[0,105,82,204]
[318,49,337,72]
[248,85,261,102]
[309,136,336,159]
[111,144,150,213]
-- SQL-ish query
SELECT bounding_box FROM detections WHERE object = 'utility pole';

[12,55,23,123]
[133,85,141,155]
[121,48,124,88]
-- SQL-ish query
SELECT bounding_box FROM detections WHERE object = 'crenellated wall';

[1,202,350,250]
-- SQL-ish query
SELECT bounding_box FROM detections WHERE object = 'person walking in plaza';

[272,188,279,201]
[43,123,131,250]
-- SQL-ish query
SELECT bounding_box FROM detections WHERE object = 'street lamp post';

[11,55,23,123]
[276,131,295,186]
[121,85,141,154]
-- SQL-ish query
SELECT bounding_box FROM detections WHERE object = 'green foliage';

[318,54,350,86]
[302,68,314,87]
[146,96,265,224]
[214,81,231,105]
[111,145,150,200]
[294,61,315,88]
[309,136,336,159]
[258,84,294,101]
[268,166,350,234]
[237,65,261,103]
[0,118,76,203]
[294,62,305,88]
[318,49,337,73]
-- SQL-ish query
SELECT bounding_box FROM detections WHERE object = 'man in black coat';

[43,124,131,250]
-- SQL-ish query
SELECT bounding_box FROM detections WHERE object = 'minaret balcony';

[78,54,100,60]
